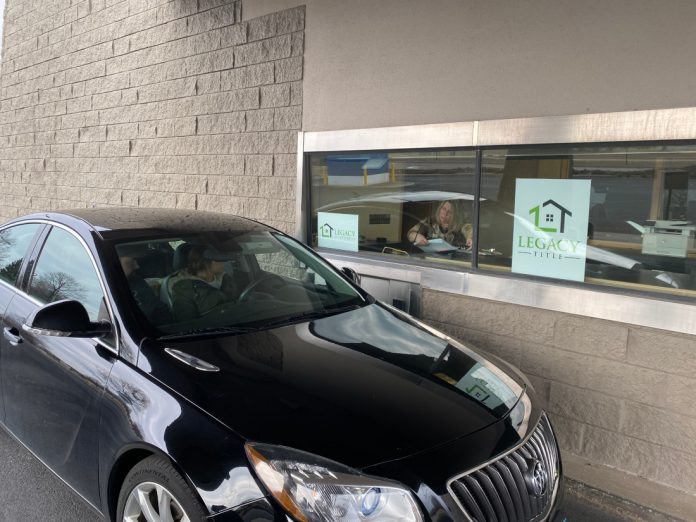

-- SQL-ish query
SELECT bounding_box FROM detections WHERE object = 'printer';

[642,220,696,258]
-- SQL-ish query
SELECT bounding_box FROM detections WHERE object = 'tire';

[116,455,207,522]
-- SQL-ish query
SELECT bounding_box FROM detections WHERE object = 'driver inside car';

[169,245,239,321]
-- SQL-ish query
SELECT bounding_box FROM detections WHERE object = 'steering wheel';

[238,274,287,302]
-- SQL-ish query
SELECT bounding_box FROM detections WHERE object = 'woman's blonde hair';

[435,200,460,227]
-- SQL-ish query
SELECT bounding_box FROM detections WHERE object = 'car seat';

[160,243,193,310]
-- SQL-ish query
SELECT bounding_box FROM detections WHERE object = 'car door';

[0,222,44,422]
[0,224,117,506]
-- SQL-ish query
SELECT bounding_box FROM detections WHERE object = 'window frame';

[305,142,696,297]
[306,147,479,263]
[298,109,696,336]
[12,221,119,355]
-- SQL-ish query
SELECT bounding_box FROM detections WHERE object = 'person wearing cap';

[118,244,172,325]
[169,244,239,321]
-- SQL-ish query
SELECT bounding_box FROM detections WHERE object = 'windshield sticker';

[511,179,591,282]
[457,364,519,411]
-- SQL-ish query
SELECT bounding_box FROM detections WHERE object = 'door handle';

[3,327,23,345]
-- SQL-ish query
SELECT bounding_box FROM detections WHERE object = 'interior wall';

[245,0,696,131]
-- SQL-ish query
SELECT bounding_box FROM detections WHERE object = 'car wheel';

[116,455,207,522]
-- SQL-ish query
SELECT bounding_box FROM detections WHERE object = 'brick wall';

[422,289,696,496]
[0,0,303,234]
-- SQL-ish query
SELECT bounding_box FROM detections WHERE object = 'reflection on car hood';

[139,303,529,468]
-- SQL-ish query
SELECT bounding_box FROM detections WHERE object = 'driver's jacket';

[169,271,238,321]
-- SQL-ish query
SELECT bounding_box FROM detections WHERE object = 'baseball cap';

[202,246,235,261]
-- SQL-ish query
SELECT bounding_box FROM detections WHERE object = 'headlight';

[246,442,423,522]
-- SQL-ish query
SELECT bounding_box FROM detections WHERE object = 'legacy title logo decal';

[317,212,359,252]
[511,179,591,282]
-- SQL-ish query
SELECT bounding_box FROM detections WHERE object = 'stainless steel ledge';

[302,107,696,152]
[321,252,696,337]
[322,251,423,285]
[476,107,696,146]
[303,122,475,152]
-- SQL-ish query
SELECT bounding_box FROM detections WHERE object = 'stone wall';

[0,0,303,234]
[422,289,696,496]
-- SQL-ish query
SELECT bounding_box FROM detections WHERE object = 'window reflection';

[29,228,105,321]
[310,151,476,266]
[480,145,696,294]
[310,144,696,297]
[113,231,364,335]
[0,224,40,286]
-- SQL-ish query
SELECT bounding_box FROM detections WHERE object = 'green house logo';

[319,223,334,238]
[529,199,572,233]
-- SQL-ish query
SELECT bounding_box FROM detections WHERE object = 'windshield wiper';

[263,304,361,329]
[158,326,255,341]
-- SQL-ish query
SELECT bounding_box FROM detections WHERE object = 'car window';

[0,224,41,286]
[114,230,365,336]
[29,227,105,322]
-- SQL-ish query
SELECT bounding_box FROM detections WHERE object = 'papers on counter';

[417,238,458,253]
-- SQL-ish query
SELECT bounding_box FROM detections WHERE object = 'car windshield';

[114,230,366,338]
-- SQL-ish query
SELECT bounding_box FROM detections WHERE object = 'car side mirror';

[23,299,112,339]
[341,266,361,285]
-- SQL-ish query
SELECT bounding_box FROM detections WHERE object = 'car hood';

[139,303,529,468]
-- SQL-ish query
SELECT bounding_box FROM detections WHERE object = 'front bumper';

[213,413,565,522]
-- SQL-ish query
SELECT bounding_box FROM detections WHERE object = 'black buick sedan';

[0,208,563,522]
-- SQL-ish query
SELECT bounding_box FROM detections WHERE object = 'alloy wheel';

[123,481,191,522]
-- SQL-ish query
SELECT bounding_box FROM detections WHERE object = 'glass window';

[114,230,365,337]
[0,224,40,286]
[479,144,696,296]
[309,150,476,268]
[29,228,106,321]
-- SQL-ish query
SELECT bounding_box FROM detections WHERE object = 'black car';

[0,208,564,522]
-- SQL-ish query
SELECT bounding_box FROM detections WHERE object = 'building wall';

[422,289,696,496]
[2,0,695,507]
[245,0,696,131]
[0,0,303,232]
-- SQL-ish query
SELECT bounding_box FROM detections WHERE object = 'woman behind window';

[407,200,473,249]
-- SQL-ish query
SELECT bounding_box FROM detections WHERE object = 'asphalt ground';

[0,426,101,521]
[0,426,685,522]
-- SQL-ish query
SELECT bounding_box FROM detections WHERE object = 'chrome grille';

[447,414,560,522]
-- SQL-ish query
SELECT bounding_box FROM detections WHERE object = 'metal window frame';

[296,107,696,336]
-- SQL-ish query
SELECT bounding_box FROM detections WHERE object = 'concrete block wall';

[422,289,696,496]
[0,0,303,234]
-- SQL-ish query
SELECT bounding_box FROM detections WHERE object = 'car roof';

[8,208,268,236]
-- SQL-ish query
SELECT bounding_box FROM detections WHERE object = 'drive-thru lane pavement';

[0,426,101,521]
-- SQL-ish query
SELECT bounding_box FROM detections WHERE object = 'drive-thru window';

[307,143,696,300]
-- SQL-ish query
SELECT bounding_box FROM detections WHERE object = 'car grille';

[447,414,560,522]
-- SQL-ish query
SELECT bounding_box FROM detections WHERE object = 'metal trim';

[165,348,220,372]
[476,107,696,146]
[303,107,696,152]
[304,121,475,152]
[321,251,422,284]
[295,131,305,240]
[320,251,696,336]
